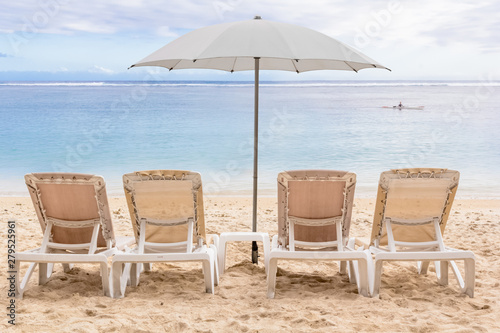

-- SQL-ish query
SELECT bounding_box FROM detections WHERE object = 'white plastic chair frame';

[369,169,475,297]
[15,173,119,298]
[111,170,218,298]
[267,170,371,298]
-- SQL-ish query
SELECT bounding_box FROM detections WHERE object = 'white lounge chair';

[111,170,219,298]
[369,168,475,297]
[16,173,128,298]
[267,170,371,298]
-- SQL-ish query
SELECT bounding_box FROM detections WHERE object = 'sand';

[1,196,499,332]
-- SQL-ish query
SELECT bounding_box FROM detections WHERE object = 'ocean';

[0,81,499,197]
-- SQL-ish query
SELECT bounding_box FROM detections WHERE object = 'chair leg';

[437,261,449,286]
[143,263,152,272]
[348,260,357,284]
[366,250,374,297]
[218,237,228,275]
[17,262,41,298]
[111,261,127,299]
[418,261,430,274]
[38,263,50,285]
[210,244,219,286]
[344,238,356,276]
[340,261,347,275]
[129,263,137,287]
[129,263,141,287]
[99,262,110,297]
[262,233,270,274]
[463,258,475,297]
[14,260,27,299]
[202,253,214,294]
[372,259,384,298]
[267,257,278,299]
[449,260,467,290]
[62,263,73,272]
[356,257,370,297]
[48,263,55,277]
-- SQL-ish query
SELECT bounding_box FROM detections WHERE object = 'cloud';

[0,1,388,37]
[369,0,500,53]
[63,21,117,34]
[420,1,500,52]
[0,0,497,80]
[156,26,179,38]
[88,65,114,74]
[0,1,213,36]
[0,0,497,54]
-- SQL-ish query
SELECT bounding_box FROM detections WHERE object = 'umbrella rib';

[230,57,237,73]
[292,59,300,73]
[169,59,183,70]
[344,61,358,73]
[345,60,391,72]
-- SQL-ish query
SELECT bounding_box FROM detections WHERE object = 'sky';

[0,0,498,81]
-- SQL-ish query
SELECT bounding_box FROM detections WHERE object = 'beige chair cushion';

[370,168,459,246]
[277,170,356,247]
[25,173,114,247]
[123,170,206,244]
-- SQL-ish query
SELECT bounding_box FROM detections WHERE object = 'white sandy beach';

[1,196,499,332]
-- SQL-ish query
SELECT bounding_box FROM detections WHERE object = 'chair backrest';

[277,170,356,247]
[25,173,115,247]
[370,168,459,246]
[122,170,206,244]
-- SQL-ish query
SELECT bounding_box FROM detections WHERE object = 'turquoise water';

[0,81,499,197]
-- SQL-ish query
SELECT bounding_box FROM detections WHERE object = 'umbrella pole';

[252,57,260,264]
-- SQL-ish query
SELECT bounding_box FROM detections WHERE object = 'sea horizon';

[1,79,499,86]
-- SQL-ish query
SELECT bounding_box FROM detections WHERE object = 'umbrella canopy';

[130,16,390,264]
[131,16,389,73]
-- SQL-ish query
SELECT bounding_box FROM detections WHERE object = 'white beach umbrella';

[130,16,390,263]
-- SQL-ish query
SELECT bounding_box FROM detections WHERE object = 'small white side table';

[218,232,270,275]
